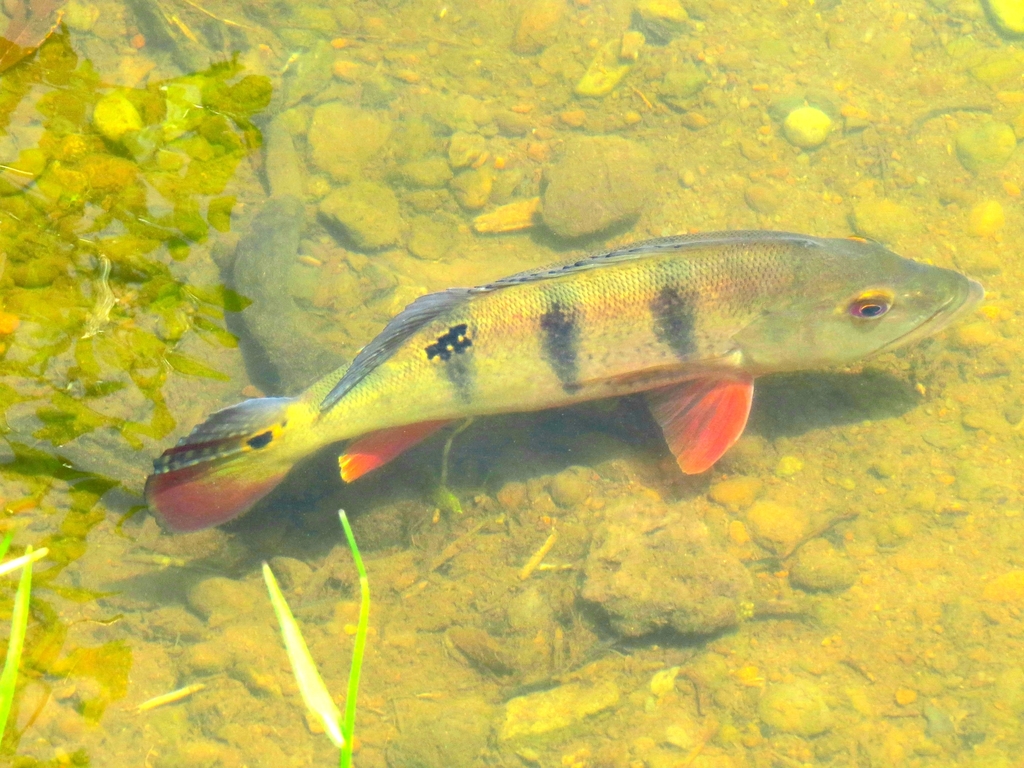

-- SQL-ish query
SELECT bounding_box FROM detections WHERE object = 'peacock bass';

[146,231,983,532]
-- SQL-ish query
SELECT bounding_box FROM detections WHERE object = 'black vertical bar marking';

[650,286,697,360]
[443,355,474,403]
[540,300,582,393]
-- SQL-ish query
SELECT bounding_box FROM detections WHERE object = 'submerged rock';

[541,136,654,238]
[581,500,752,636]
[232,196,348,392]
[789,539,857,592]
[984,0,1024,35]
[513,0,565,53]
[307,102,391,181]
[759,680,833,736]
[500,680,620,740]
[319,181,403,250]
[955,121,1017,172]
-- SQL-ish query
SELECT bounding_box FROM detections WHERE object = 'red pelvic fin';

[646,375,755,475]
[145,396,295,532]
[339,420,451,482]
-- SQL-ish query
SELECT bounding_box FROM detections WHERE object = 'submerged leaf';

[263,563,344,748]
[164,352,230,381]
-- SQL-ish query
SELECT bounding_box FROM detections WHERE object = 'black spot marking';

[650,286,697,360]
[426,324,473,361]
[540,301,582,394]
[247,431,273,449]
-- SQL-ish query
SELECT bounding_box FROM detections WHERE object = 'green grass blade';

[338,509,369,768]
[0,545,34,738]
[262,562,344,748]
[0,533,13,562]
[0,548,48,579]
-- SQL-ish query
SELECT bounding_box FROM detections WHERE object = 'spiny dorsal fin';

[320,289,472,411]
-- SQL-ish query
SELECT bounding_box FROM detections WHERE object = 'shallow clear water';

[0,0,1021,765]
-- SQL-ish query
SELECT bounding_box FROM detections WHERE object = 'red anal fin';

[646,375,754,475]
[339,420,452,482]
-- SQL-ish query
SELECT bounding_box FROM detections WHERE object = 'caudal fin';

[145,397,298,532]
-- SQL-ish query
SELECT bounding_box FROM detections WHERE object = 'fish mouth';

[878,277,985,354]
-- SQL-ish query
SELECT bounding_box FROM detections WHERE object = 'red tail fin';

[145,397,296,532]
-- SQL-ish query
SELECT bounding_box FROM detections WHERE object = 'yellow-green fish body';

[146,231,982,532]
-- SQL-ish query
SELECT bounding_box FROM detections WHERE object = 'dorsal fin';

[320,289,472,411]
[320,231,821,412]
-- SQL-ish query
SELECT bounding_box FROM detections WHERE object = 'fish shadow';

[747,367,919,439]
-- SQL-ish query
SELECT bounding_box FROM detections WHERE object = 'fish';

[145,230,983,532]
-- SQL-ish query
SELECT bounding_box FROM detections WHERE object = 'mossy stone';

[956,121,1017,172]
[783,106,832,149]
[93,92,142,143]
[759,680,833,736]
[319,181,403,250]
[984,0,1024,35]
[658,66,707,110]
[789,540,857,592]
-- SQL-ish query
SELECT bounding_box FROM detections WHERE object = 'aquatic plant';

[263,510,369,767]
[0,535,47,742]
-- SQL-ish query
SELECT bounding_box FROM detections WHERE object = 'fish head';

[733,236,984,373]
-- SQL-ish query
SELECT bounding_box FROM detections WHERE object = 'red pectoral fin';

[646,376,755,475]
[338,420,452,482]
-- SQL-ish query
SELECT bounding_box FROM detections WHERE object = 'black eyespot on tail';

[247,431,273,449]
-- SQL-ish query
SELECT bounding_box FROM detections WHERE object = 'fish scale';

[145,230,982,532]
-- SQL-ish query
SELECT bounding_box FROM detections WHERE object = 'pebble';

[758,680,833,736]
[789,539,857,592]
[549,466,591,507]
[506,586,553,632]
[451,167,493,209]
[575,39,632,97]
[187,577,257,622]
[658,66,707,111]
[634,0,689,42]
[541,136,654,238]
[408,215,455,260]
[850,197,914,243]
[319,180,403,249]
[775,455,804,477]
[744,184,781,214]
[783,106,832,149]
[983,570,1024,602]
[984,0,1024,35]
[448,131,487,169]
[184,640,235,674]
[955,121,1017,172]
[513,0,564,54]
[308,102,391,181]
[953,321,1000,349]
[500,680,620,740]
[268,556,312,591]
[745,500,808,555]
[895,688,918,706]
[92,92,142,143]
[63,0,100,31]
[968,200,1005,236]
[397,157,453,188]
[708,476,762,510]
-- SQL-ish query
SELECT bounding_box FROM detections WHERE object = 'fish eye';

[848,291,893,319]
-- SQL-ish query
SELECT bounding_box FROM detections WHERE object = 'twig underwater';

[263,509,370,767]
